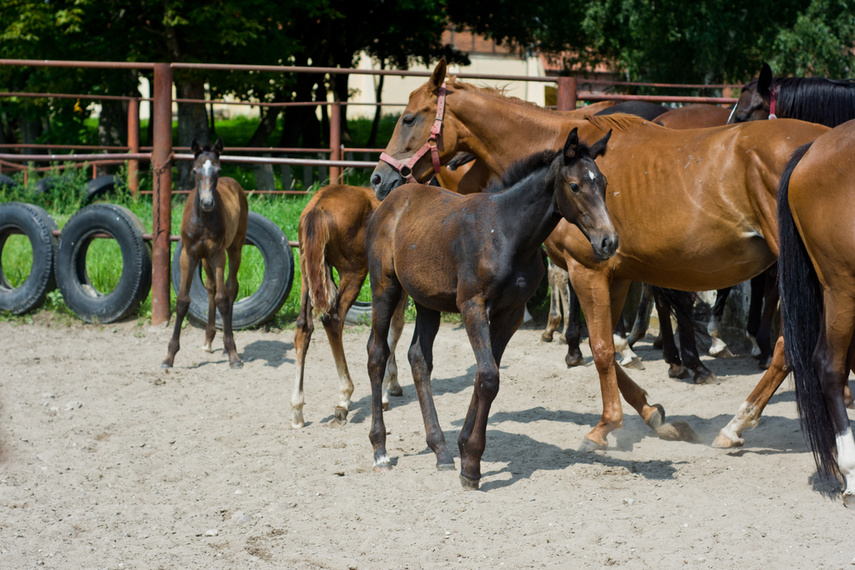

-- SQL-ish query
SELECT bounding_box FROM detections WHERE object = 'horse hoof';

[565,353,585,367]
[578,437,607,452]
[382,402,390,411]
[652,338,663,350]
[459,474,480,490]
[388,385,403,398]
[843,492,855,509]
[621,356,645,370]
[161,362,172,369]
[373,456,392,472]
[693,370,717,385]
[712,432,744,448]
[541,332,554,343]
[230,360,243,369]
[644,403,666,431]
[668,364,689,379]
[758,356,772,370]
[333,406,349,425]
[710,347,734,358]
[437,461,456,471]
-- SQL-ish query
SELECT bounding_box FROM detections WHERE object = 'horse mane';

[484,136,600,194]
[585,113,648,132]
[446,76,555,114]
[748,75,855,127]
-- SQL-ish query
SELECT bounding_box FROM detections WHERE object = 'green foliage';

[770,0,855,76]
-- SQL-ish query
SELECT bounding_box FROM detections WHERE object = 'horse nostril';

[371,174,382,187]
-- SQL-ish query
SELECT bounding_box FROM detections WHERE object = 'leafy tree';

[770,0,855,76]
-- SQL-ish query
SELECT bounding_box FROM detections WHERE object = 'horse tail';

[299,207,337,317]
[777,142,839,480]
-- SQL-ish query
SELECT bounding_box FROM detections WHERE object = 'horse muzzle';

[370,163,406,201]
[592,232,619,261]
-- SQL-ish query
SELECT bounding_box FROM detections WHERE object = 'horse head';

[191,137,224,212]
[371,59,464,199]
[554,128,618,260]
[728,63,774,124]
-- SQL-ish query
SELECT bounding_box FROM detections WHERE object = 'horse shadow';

[240,339,294,367]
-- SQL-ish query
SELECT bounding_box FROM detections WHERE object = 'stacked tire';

[0,202,59,314]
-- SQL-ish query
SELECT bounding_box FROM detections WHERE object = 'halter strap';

[379,82,447,183]
[768,81,777,120]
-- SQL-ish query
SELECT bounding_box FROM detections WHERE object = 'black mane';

[748,75,855,127]
[484,141,596,194]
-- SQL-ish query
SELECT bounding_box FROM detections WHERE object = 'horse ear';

[589,130,612,159]
[213,137,224,155]
[758,63,773,97]
[191,138,201,156]
[430,59,447,92]
[563,128,580,159]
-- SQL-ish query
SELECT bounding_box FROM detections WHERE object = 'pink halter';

[768,82,777,119]
[379,83,447,183]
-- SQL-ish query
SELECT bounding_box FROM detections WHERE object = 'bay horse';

[370,60,829,452]
[777,121,855,507]
[715,63,855,368]
[366,130,616,489]
[163,138,248,369]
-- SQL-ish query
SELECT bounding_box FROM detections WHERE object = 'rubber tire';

[0,174,19,189]
[33,174,73,195]
[56,204,152,323]
[0,202,59,314]
[345,301,372,325]
[171,211,294,330]
[85,175,122,204]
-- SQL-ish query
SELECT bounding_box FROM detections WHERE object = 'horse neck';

[453,90,569,173]
[491,166,561,250]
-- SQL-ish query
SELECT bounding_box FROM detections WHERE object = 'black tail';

[777,142,839,480]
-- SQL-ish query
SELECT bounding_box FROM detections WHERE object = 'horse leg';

[627,283,653,347]
[746,272,766,358]
[563,284,586,367]
[200,259,218,353]
[221,244,242,368]
[457,302,521,489]
[613,315,643,370]
[407,304,455,471]
[713,335,789,447]
[384,296,407,400]
[753,266,778,370]
[322,270,366,424]
[708,287,733,357]
[541,262,563,343]
[162,250,199,368]
[670,290,716,384]
[653,289,688,379]
[367,276,405,472]
[291,278,314,428]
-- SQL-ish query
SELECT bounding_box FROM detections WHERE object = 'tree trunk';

[97,100,129,175]
[367,65,386,148]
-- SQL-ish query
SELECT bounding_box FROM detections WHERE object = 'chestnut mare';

[163,138,249,369]
[371,60,829,454]
[778,121,855,508]
[366,130,616,489]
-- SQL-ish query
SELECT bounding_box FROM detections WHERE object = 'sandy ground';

[1,314,853,569]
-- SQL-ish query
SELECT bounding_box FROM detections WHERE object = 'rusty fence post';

[329,101,341,184]
[127,97,140,197]
[151,63,173,325]
[557,76,578,111]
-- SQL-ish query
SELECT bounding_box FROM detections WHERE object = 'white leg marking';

[291,368,305,429]
[836,426,855,499]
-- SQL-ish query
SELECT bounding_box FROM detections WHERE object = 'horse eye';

[570,183,581,193]
[402,115,415,126]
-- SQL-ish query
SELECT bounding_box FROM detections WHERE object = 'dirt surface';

[1,315,853,569]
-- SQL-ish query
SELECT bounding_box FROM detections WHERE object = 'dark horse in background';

[778,121,855,508]
[163,138,248,369]
[366,129,616,489]
[709,63,855,370]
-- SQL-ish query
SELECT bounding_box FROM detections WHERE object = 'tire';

[0,174,19,189]
[56,204,152,323]
[0,202,59,314]
[84,174,123,204]
[172,211,294,329]
[33,174,69,195]
[345,300,372,325]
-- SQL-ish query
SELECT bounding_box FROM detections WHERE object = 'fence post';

[127,97,140,197]
[151,63,173,325]
[329,101,341,184]
[557,76,577,111]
